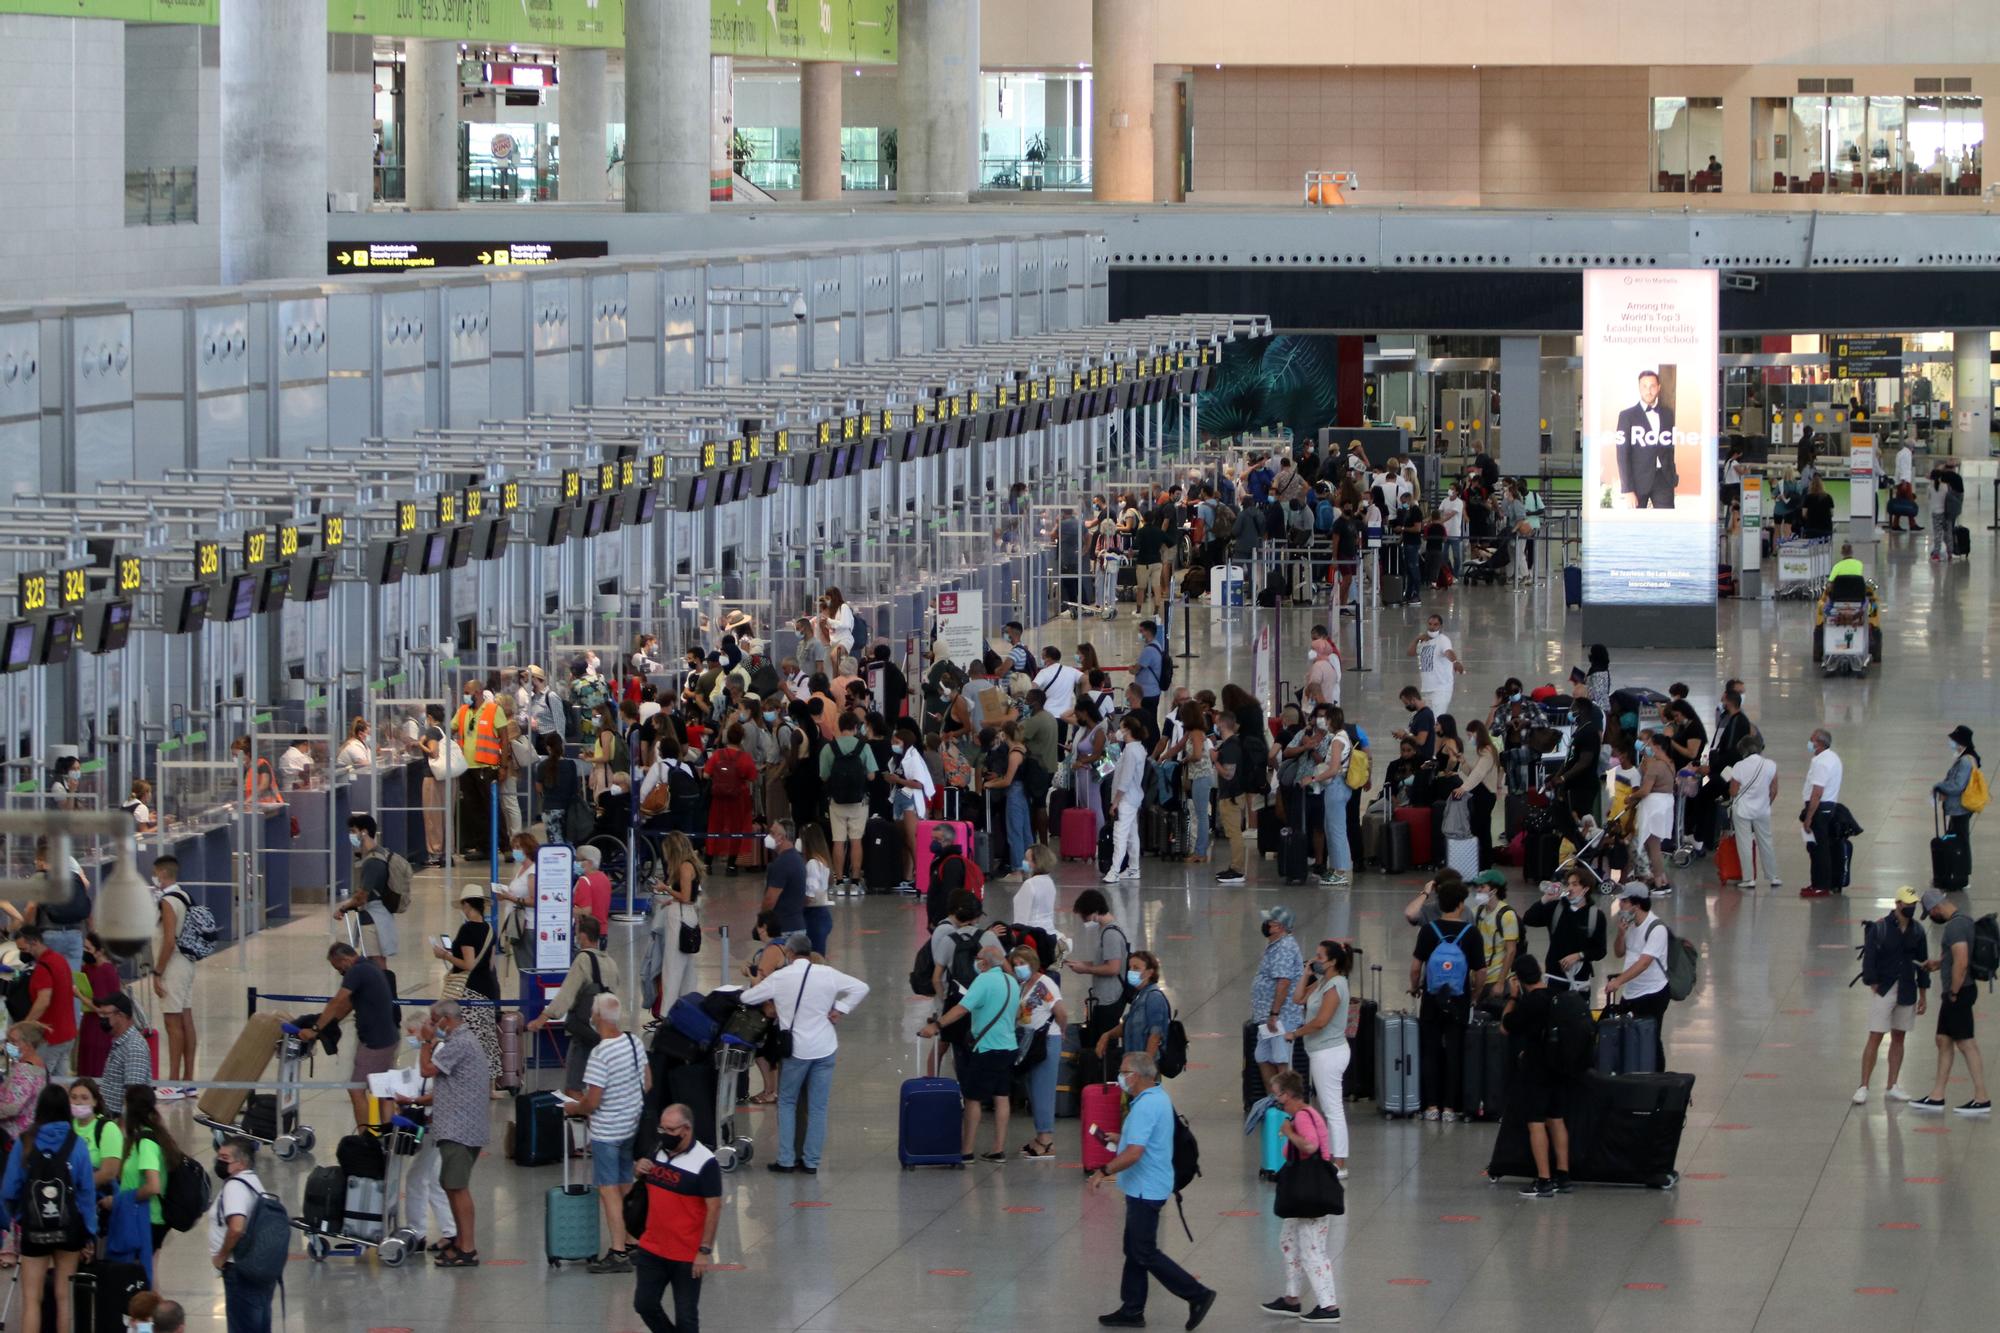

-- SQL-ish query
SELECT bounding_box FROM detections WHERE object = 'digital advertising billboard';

[1581,269,1719,629]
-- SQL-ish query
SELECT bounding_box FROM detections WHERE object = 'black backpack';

[826,740,870,805]
[1156,1016,1190,1079]
[1544,990,1597,1078]
[1169,1110,1202,1241]
[565,953,605,1045]
[942,929,983,1003]
[22,1129,85,1248]
[161,1149,213,1232]
[4,966,33,1022]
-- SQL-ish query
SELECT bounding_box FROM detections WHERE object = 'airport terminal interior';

[2,2,2000,1331]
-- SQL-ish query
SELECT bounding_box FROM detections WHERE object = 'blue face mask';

[1116,1073,1132,1094]
[1013,965,1032,982]
[763,712,778,724]
[1125,968,1144,989]
[511,849,526,864]
[348,832,362,849]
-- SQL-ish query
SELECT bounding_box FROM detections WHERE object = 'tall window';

[1650,98,1724,192]
[1756,95,1983,195]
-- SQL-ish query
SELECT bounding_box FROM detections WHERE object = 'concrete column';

[220,0,326,283]
[626,0,711,213]
[899,0,980,204]
[1091,0,1155,202]
[404,40,459,211]
[1152,69,1183,202]
[324,33,376,211]
[801,61,845,201]
[1953,330,1993,456]
[1498,336,1542,475]
[560,47,609,202]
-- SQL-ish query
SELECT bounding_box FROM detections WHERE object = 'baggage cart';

[298,1119,423,1266]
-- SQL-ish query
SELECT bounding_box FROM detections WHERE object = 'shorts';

[1511,1075,1569,1123]
[158,950,197,1015]
[566,1035,598,1090]
[891,789,918,819]
[1865,986,1917,1034]
[19,1231,84,1259]
[437,1140,479,1191]
[1938,987,1977,1042]
[959,1046,1016,1104]
[829,801,869,842]
[590,1135,636,1187]
[1253,1031,1295,1067]
[352,1041,401,1082]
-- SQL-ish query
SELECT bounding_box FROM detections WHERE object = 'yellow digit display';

[501,481,521,513]
[436,493,457,526]
[816,421,832,447]
[841,417,857,443]
[323,516,345,549]
[196,542,220,578]
[278,525,299,559]
[397,502,417,534]
[117,557,142,594]
[599,462,617,493]
[746,435,762,461]
[728,438,745,465]
[774,431,790,456]
[61,568,87,607]
[915,403,931,425]
[18,573,46,613]
[244,529,269,568]
[464,489,483,520]
[701,442,718,469]
[649,454,666,480]
[620,459,635,488]
[561,469,581,502]
[878,410,892,434]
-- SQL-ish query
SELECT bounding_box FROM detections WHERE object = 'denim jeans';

[1188,775,1214,857]
[777,1051,837,1167]
[1005,785,1032,876]
[1320,782,1352,872]
[1026,1026,1062,1134]
[803,905,833,958]
[1119,1195,1205,1314]
[222,1266,276,1333]
[632,1247,703,1333]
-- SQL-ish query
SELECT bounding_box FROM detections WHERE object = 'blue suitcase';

[546,1122,600,1266]
[1258,1106,1289,1180]
[1563,563,1582,608]
[1594,1012,1659,1075]
[512,1089,565,1166]
[898,1073,965,1169]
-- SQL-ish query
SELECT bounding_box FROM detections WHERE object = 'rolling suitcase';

[546,1123,601,1266]
[1460,1009,1510,1121]
[1504,793,1528,838]
[343,1175,388,1242]
[899,1040,965,1169]
[1097,823,1115,873]
[1394,804,1435,867]
[1258,1105,1289,1180]
[67,1261,149,1333]
[1954,524,1971,557]
[1445,835,1481,879]
[240,1092,297,1142]
[1055,1023,1084,1119]
[1594,1012,1659,1075]
[300,1165,346,1235]
[1278,819,1312,884]
[1379,818,1412,874]
[862,816,904,891]
[1371,966,1421,1117]
[511,1087,566,1166]
[1257,805,1283,859]
[1933,834,1969,891]
[1563,562,1583,607]
[1060,806,1099,860]
[1577,1070,1694,1187]
[498,1009,526,1090]
[1080,1083,1123,1172]
[1348,988,1380,1103]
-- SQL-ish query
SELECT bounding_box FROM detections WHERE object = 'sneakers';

[1852,1087,1869,1105]
[1319,871,1350,888]
[1216,870,1246,885]
[1299,1309,1342,1325]
[1886,1085,1914,1102]
[1422,1108,1441,1121]
[1440,1110,1459,1123]
[1103,870,1123,884]
[1552,1171,1573,1194]
[587,1249,634,1274]
[1909,1096,1946,1112]
[896,881,917,895]
[1097,1313,1146,1328]
[1121,867,1143,880]
[1260,1297,1302,1317]
[1954,1100,1992,1115]
[1186,1288,1218,1331]
[1519,1177,1555,1198]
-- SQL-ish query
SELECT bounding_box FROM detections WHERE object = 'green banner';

[2,0,898,62]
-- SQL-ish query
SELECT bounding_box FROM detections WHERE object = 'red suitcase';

[1080,1083,1123,1172]
[1394,804,1435,868]
[1059,806,1099,861]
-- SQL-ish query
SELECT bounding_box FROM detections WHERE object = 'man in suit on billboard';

[1614,370,1679,509]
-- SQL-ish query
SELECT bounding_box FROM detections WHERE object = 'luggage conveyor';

[0,311,1265,945]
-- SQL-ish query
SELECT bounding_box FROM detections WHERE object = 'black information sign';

[1832,336,1903,379]
[328,240,611,274]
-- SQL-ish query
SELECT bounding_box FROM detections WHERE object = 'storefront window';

[1756,95,1982,195]
[1650,98,1723,192]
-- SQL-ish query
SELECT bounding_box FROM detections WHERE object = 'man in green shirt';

[1020,689,1061,843]
[919,943,1020,1162]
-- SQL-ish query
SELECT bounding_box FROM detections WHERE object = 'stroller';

[1814,573,1878,677]
[1462,540,1512,586]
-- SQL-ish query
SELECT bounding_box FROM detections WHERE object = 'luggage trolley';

[194,1029,319,1161]
[298,1118,424,1266]
[712,1036,758,1172]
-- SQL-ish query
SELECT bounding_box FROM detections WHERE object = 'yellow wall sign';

[561,469,582,502]
[464,489,484,520]
[772,432,789,456]
[501,481,521,513]
[436,492,458,526]
[60,567,87,607]
[17,572,48,614]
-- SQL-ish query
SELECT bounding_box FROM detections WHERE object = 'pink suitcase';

[1059,807,1099,861]
[1080,1083,1124,1172]
[917,820,979,903]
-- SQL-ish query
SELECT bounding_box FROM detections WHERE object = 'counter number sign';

[17,572,48,614]
[195,541,221,579]
[243,528,270,568]
[117,557,143,595]
[323,515,346,549]
[561,469,581,502]
[278,524,299,560]
[397,502,418,535]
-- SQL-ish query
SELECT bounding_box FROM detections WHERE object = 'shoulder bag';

[773,962,813,1061]
[440,924,495,1002]
[1272,1106,1345,1218]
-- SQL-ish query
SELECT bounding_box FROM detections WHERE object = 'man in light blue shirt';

[1089,1053,1217,1330]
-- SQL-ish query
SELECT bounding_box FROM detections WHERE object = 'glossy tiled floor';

[143,521,1994,1332]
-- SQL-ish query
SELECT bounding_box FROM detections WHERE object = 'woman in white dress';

[650,831,704,1013]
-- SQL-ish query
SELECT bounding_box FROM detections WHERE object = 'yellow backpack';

[1964,766,1989,813]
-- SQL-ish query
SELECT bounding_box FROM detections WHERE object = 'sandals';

[1020,1140,1055,1159]
[749,1091,778,1105]
[434,1246,480,1268]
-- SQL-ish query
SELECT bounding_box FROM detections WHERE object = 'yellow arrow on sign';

[477,251,494,265]
[335,251,352,265]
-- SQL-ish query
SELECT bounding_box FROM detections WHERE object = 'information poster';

[1581,269,1719,607]
[934,589,984,669]
[1739,477,1763,573]
[533,843,574,973]
[1849,438,1877,521]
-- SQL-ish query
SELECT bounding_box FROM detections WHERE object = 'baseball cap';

[1920,887,1948,914]
[1619,883,1652,903]
[1262,906,1297,931]
[1472,870,1508,888]
[1894,885,1921,906]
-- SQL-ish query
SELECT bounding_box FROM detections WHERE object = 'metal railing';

[124,167,197,225]
[979,156,1092,191]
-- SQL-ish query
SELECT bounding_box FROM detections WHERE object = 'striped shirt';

[582,1032,647,1142]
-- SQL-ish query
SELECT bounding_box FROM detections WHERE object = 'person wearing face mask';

[1798,727,1848,897]
[1602,886,1670,1070]
[1252,908,1308,1094]
[742,931,869,1174]
[451,675,506,861]
[631,1103,722,1333]
[1522,870,1610,999]
[1013,945,1069,1160]
[1629,731,1678,894]
[1853,886,1931,1106]
[207,1135,274,1330]
[1284,941,1358,1179]
[758,818,809,938]
[920,943,1020,1163]
[883,722,936,894]
[415,999,492,1267]
[336,815,401,970]
[1932,725,1981,884]
[294,943,401,1128]
[1088,1050,1219,1330]
[125,1292,184,1333]
[1099,951,1171,1075]
[1468,871,1520,1012]
[91,994,151,1120]
[516,664,566,757]
[1720,732,1781,892]
[1910,888,1992,1114]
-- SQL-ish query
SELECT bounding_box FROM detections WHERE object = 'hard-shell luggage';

[198,1010,287,1127]
[916,818,978,900]
[66,1261,149,1333]
[512,1090,565,1166]
[240,1092,296,1142]
[1080,1083,1124,1172]
[1486,1071,1693,1189]
[1933,832,1969,891]
[1257,805,1283,859]
[1097,822,1115,873]
[1348,999,1380,1102]
[1563,563,1583,608]
[1954,524,1971,557]
[1278,821,1312,884]
[1460,1009,1510,1121]
[301,1165,345,1235]
[1594,1012,1660,1075]
[1524,830,1563,884]
[1380,818,1412,874]
[1394,804,1434,867]
[546,1124,600,1265]
[498,1009,526,1090]
[342,1175,387,1242]
[862,817,904,891]
[1060,806,1099,860]
[898,1070,966,1169]
[1446,835,1481,879]
[1055,1023,1084,1119]
[1258,1105,1289,1180]
[1372,966,1421,1117]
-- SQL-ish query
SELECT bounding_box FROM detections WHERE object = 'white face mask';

[1473,891,1491,910]
[763,833,778,851]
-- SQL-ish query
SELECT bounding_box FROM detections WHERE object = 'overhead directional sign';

[329,241,609,274]
[1832,336,1903,379]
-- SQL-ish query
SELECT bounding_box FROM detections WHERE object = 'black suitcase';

[1503,793,1528,839]
[1257,804,1283,859]
[512,1090,565,1166]
[1524,830,1563,883]
[1347,998,1379,1101]
[1460,1010,1511,1121]
[301,1164,346,1234]
[1097,822,1115,873]
[1055,1023,1084,1118]
[1486,1070,1694,1188]
[336,1131,388,1180]
[862,816,904,891]
[1563,564,1582,607]
[1278,824,1311,883]
[1932,809,1970,890]
[1379,818,1411,874]
[1954,524,1971,556]
[241,1091,297,1141]
[667,1061,720,1151]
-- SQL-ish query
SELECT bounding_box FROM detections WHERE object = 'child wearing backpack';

[0,1084,98,1333]
[1409,879,1487,1121]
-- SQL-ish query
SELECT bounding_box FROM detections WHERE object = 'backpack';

[368,847,415,914]
[227,1184,293,1285]
[3,966,32,1022]
[748,660,782,701]
[1545,990,1596,1077]
[1286,503,1314,539]
[1854,915,1895,989]
[564,952,605,1044]
[1423,921,1475,997]
[710,752,749,802]
[826,740,870,805]
[1645,918,1701,1001]
[1344,742,1371,791]
[1964,766,1989,813]
[1168,1110,1202,1241]
[1156,1013,1190,1079]
[161,1148,214,1232]
[164,887,222,961]
[22,1129,85,1248]
[1972,914,2000,984]
[929,927,983,1003]
[934,852,985,905]
[851,611,872,651]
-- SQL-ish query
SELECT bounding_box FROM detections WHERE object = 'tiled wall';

[0,16,220,302]
[1478,66,1650,197]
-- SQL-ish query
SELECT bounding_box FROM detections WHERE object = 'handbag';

[429,742,469,781]
[440,923,495,1002]
[1272,1107,1345,1219]
[773,962,813,1061]
[678,920,703,955]
[1440,797,1472,840]
[639,764,671,817]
